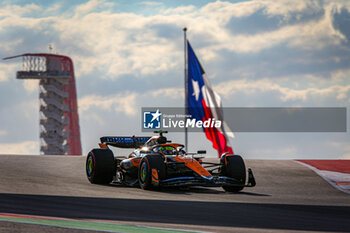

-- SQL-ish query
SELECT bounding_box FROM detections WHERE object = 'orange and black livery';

[86,131,255,192]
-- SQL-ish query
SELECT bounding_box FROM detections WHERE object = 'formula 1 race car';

[86,131,256,192]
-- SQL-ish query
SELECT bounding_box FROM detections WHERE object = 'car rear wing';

[100,136,151,149]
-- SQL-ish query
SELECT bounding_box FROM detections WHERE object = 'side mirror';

[197,150,206,154]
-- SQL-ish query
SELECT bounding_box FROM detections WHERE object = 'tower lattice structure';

[4,53,82,155]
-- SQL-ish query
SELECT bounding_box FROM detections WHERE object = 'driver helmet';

[159,146,175,155]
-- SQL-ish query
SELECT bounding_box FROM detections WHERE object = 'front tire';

[138,155,165,190]
[86,148,115,184]
[221,154,246,192]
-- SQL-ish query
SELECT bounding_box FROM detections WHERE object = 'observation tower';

[4,53,82,155]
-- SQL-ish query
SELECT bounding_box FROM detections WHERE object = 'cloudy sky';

[0,0,349,159]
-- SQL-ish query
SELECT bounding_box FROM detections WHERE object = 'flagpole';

[183,27,188,151]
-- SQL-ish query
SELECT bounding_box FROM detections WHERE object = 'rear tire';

[86,148,115,184]
[221,154,246,192]
[138,155,166,190]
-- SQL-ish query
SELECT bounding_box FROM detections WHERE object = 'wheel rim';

[87,156,93,177]
[140,162,147,183]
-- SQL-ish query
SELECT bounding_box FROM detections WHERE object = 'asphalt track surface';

[0,154,349,233]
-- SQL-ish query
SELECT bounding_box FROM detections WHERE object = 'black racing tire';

[138,155,166,190]
[221,154,246,192]
[86,148,115,184]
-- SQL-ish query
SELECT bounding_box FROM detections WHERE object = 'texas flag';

[187,41,234,157]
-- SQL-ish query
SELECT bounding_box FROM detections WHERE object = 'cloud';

[215,78,350,102]
[1,39,24,54]
[82,112,105,126]
[200,1,263,20]
[263,0,322,19]
[151,87,183,99]
[0,141,38,154]
[45,3,62,14]
[0,130,7,137]
[214,8,346,53]
[329,141,350,159]
[329,68,350,82]
[15,100,38,119]
[0,70,8,82]
[190,1,348,55]
[22,80,38,93]
[51,10,183,78]
[79,92,138,116]
[1,0,349,81]
[79,86,183,116]
[162,5,196,15]
[75,0,113,16]
[0,63,17,82]
[0,3,41,17]
[140,1,164,7]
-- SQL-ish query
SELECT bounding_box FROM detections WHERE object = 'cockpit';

[153,145,177,155]
[152,144,185,156]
